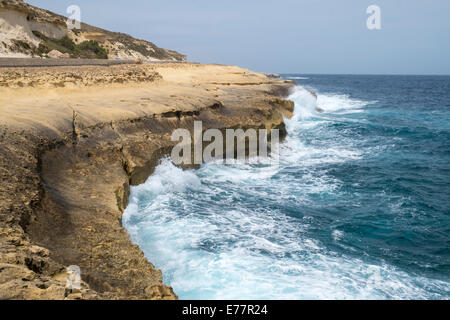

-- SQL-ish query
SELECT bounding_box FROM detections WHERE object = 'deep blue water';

[124,75,450,299]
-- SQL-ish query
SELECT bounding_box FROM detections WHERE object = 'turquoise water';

[123,75,450,299]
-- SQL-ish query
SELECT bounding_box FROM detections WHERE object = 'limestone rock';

[47,50,70,59]
[0,63,294,299]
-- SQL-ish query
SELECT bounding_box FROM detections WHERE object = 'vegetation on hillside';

[0,0,186,60]
[32,31,108,59]
[11,39,32,53]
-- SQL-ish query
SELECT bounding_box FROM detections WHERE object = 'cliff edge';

[0,63,295,299]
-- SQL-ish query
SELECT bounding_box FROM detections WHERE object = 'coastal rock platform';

[0,63,294,299]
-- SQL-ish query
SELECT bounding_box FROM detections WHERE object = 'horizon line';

[276,72,450,76]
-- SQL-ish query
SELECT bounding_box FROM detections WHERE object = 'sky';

[26,0,450,75]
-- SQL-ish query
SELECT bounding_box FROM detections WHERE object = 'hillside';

[0,0,186,61]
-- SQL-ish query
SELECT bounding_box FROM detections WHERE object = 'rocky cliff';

[0,0,186,61]
[0,62,295,299]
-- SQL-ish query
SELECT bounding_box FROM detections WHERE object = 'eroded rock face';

[0,63,295,299]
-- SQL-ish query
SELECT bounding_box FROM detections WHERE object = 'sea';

[123,74,450,299]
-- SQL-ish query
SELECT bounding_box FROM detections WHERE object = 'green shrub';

[36,43,50,56]
[13,40,31,50]
[58,36,76,51]
[32,30,47,40]
[74,40,108,59]
[31,32,108,59]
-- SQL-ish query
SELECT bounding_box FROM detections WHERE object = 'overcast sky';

[27,0,450,74]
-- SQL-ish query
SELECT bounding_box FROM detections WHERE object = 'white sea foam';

[286,76,310,80]
[123,159,448,299]
[332,230,345,242]
[317,93,373,113]
[286,86,375,120]
[286,87,318,119]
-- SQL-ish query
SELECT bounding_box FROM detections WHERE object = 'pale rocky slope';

[0,0,186,61]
